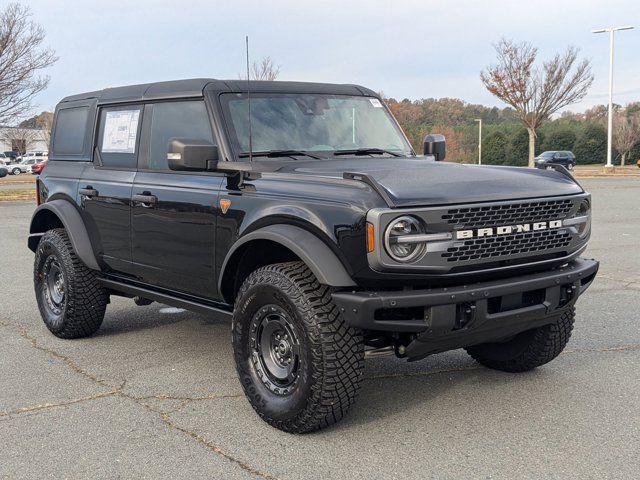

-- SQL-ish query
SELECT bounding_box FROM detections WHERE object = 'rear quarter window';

[52,106,90,155]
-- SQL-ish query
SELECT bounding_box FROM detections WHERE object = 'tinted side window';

[147,101,212,170]
[52,107,89,155]
[97,106,143,168]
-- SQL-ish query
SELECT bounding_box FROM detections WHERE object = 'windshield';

[220,93,413,158]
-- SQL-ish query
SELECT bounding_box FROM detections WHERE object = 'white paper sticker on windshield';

[101,110,140,153]
[369,98,383,108]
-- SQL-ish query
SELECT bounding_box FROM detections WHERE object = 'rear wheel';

[232,261,364,433]
[567,163,574,170]
[465,308,575,372]
[11,167,20,175]
[34,228,108,338]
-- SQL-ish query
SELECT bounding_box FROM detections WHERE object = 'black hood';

[274,157,583,207]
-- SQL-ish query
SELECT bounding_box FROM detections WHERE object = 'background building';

[0,127,49,155]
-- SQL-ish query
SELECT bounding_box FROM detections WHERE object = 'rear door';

[565,151,576,166]
[79,104,143,275]
[131,100,224,299]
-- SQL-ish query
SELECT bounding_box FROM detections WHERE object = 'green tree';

[542,129,577,152]
[573,124,607,164]
[507,128,544,166]
[536,130,545,155]
[508,129,529,166]
[482,131,509,165]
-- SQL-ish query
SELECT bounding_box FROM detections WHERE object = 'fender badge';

[219,198,231,214]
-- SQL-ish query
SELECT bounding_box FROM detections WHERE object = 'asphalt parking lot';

[1,177,638,479]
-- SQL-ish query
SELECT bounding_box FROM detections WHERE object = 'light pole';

[474,119,482,165]
[592,25,634,168]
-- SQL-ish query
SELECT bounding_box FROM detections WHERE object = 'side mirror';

[423,134,446,161]
[167,138,218,172]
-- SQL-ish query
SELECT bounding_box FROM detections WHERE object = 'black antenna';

[245,35,253,163]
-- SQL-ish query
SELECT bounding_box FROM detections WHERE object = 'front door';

[80,104,143,275]
[131,100,223,299]
[553,152,568,166]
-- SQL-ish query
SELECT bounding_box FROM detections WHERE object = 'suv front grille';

[441,199,573,229]
[441,229,572,263]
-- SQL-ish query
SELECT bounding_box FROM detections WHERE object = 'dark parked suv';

[29,79,598,432]
[535,150,577,170]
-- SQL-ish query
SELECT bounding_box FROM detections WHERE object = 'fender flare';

[219,224,356,294]
[28,200,100,271]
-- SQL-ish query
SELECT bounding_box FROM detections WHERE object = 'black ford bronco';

[29,79,598,433]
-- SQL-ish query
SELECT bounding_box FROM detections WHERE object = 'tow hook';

[559,284,577,307]
[455,302,476,330]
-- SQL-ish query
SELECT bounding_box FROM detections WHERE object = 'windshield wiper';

[333,148,402,157]
[238,150,325,160]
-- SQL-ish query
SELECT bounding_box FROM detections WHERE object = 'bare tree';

[481,39,593,167]
[584,104,610,124]
[613,108,640,166]
[0,3,57,125]
[250,56,280,81]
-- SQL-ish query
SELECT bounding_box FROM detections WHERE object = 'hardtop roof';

[60,78,377,105]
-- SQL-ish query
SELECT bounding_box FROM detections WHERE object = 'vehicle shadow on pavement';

[344,360,553,430]
[81,300,558,433]
[95,303,217,337]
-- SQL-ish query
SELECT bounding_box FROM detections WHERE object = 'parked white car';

[16,151,48,162]
[8,158,38,175]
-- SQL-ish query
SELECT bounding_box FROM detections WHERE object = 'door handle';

[132,193,157,207]
[79,187,98,197]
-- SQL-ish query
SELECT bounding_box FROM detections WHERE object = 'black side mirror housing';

[168,138,219,172]
[423,134,446,161]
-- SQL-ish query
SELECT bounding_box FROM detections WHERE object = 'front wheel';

[567,163,574,170]
[465,308,575,372]
[11,168,21,175]
[232,261,364,433]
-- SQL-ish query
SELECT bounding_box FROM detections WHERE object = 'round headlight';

[384,216,426,263]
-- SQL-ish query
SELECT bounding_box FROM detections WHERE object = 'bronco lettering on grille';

[455,220,563,240]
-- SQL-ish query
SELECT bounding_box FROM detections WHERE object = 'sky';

[23,0,640,115]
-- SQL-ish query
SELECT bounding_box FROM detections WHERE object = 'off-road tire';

[34,228,108,338]
[465,307,575,372]
[232,261,364,433]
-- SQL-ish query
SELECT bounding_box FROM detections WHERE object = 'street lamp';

[474,119,482,165]
[592,25,634,168]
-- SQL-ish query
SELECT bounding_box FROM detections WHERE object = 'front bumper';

[332,258,599,360]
